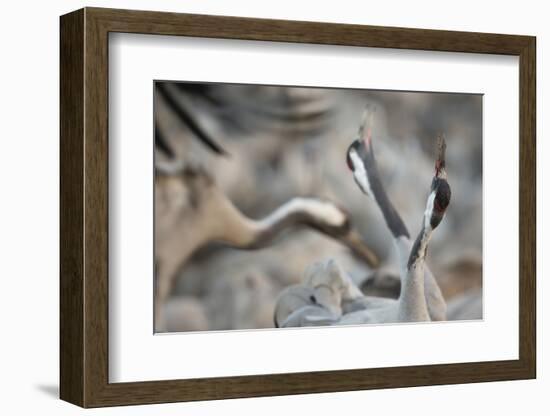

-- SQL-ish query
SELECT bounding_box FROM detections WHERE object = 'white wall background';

[0,0,545,414]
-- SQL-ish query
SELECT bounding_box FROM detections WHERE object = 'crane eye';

[309,295,317,304]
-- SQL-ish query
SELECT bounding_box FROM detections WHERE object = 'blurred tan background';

[154,82,483,332]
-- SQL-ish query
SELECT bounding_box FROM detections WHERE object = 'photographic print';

[153,82,482,333]
[60,9,535,406]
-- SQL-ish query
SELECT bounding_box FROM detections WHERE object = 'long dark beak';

[340,229,380,268]
[435,134,447,178]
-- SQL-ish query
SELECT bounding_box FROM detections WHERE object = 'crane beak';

[340,229,380,268]
[435,134,447,179]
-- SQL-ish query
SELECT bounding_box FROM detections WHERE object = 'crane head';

[425,135,451,230]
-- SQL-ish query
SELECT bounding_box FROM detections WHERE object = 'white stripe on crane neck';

[349,148,373,197]
[260,197,347,229]
[423,190,436,231]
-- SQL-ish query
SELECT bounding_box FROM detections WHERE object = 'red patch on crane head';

[363,128,372,148]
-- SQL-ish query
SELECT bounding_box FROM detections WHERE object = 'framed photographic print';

[60,7,536,408]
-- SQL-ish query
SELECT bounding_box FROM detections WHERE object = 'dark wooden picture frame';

[60,7,536,408]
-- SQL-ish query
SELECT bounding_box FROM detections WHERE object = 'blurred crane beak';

[340,229,380,268]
